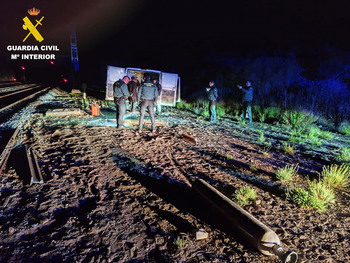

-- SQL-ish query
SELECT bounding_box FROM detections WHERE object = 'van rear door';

[106,66,126,100]
[160,72,179,106]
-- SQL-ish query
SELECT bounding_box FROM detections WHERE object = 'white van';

[106,66,181,106]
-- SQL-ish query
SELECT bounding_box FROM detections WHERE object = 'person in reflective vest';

[128,76,138,112]
[113,76,130,128]
[206,80,218,122]
[137,74,158,133]
[238,80,253,124]
[153,79,162,115]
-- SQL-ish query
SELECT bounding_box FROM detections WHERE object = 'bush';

[276,164,298,182]
[286,180,335,211]
[286,187,309,208]
[339,123,350,136]
[320,164,350,188]
[254,106,281,123]
[306,126,328,145]
[310,137,323,146]
[233,186,257,206]
[337,147,350,163]
[318,130,334,140]
[290,127,303,138]
[200,108,210,118]
[308,180,336,210]
[289,135,304,144]
[307,126,321,140]
[216,103,226,118]
[283,110,309,129]
[176,100,192,110]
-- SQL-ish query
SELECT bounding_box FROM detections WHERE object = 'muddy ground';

[0,88,349,262]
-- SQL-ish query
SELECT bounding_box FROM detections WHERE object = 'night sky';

[2,0,350,83]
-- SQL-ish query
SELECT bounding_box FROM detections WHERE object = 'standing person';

[238,80,253,124]
[153,79,162,114]
[113,76,130,128]
[206,80,218,122]
[128,76,138,112]
[138,74,158,133]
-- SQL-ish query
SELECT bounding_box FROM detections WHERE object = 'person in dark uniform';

[153,79,162,114]
[206,80,218,122]
[113,76,130,128]
[238,80,253,124]
[128,76,138,112]
[138,74,158,133]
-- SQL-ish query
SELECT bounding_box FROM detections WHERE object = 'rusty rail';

[25,147,44,185]
[0,128,20,175]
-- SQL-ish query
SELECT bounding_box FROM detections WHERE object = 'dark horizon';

[2,0,350,85]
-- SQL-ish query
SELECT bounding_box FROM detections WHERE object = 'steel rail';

[25,147,44,185]
[0,84,41,99]
[0,127,20,175]
[0,84,33,93]
[0,86,51,115]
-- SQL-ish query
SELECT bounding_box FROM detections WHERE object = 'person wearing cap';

[128,76,138,112]
[237,80,253,124]
[206,80,218,122]
[113,75,130,128]
[138,74,158,133]
[153,79,162,114]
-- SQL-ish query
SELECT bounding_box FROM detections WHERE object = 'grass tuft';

[283,143,295,155]
[289,135,304,144]
[238,119,246,125]
[318,130,334,140]
[276,164,298,182]
[339,123,350,136]
[216,103,226,118]
[226,154,234,160]
[337,147,350,163]
[176,100,192,110]
[249,161,258,172]
[233,186,257,206]
[257,131,265,143]
[262,146,271,156]
[286,180,335,211]
[320,164,350,188]
[283,110,309,129]
[173,236,189,250]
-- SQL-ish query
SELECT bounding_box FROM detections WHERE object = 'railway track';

[0,83,51,120]
[0,84,38,95]
[0,126,44,185]
[0,83,50,183]
[0,82,22,89]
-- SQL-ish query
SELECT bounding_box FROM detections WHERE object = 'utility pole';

[70,27,80,90]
